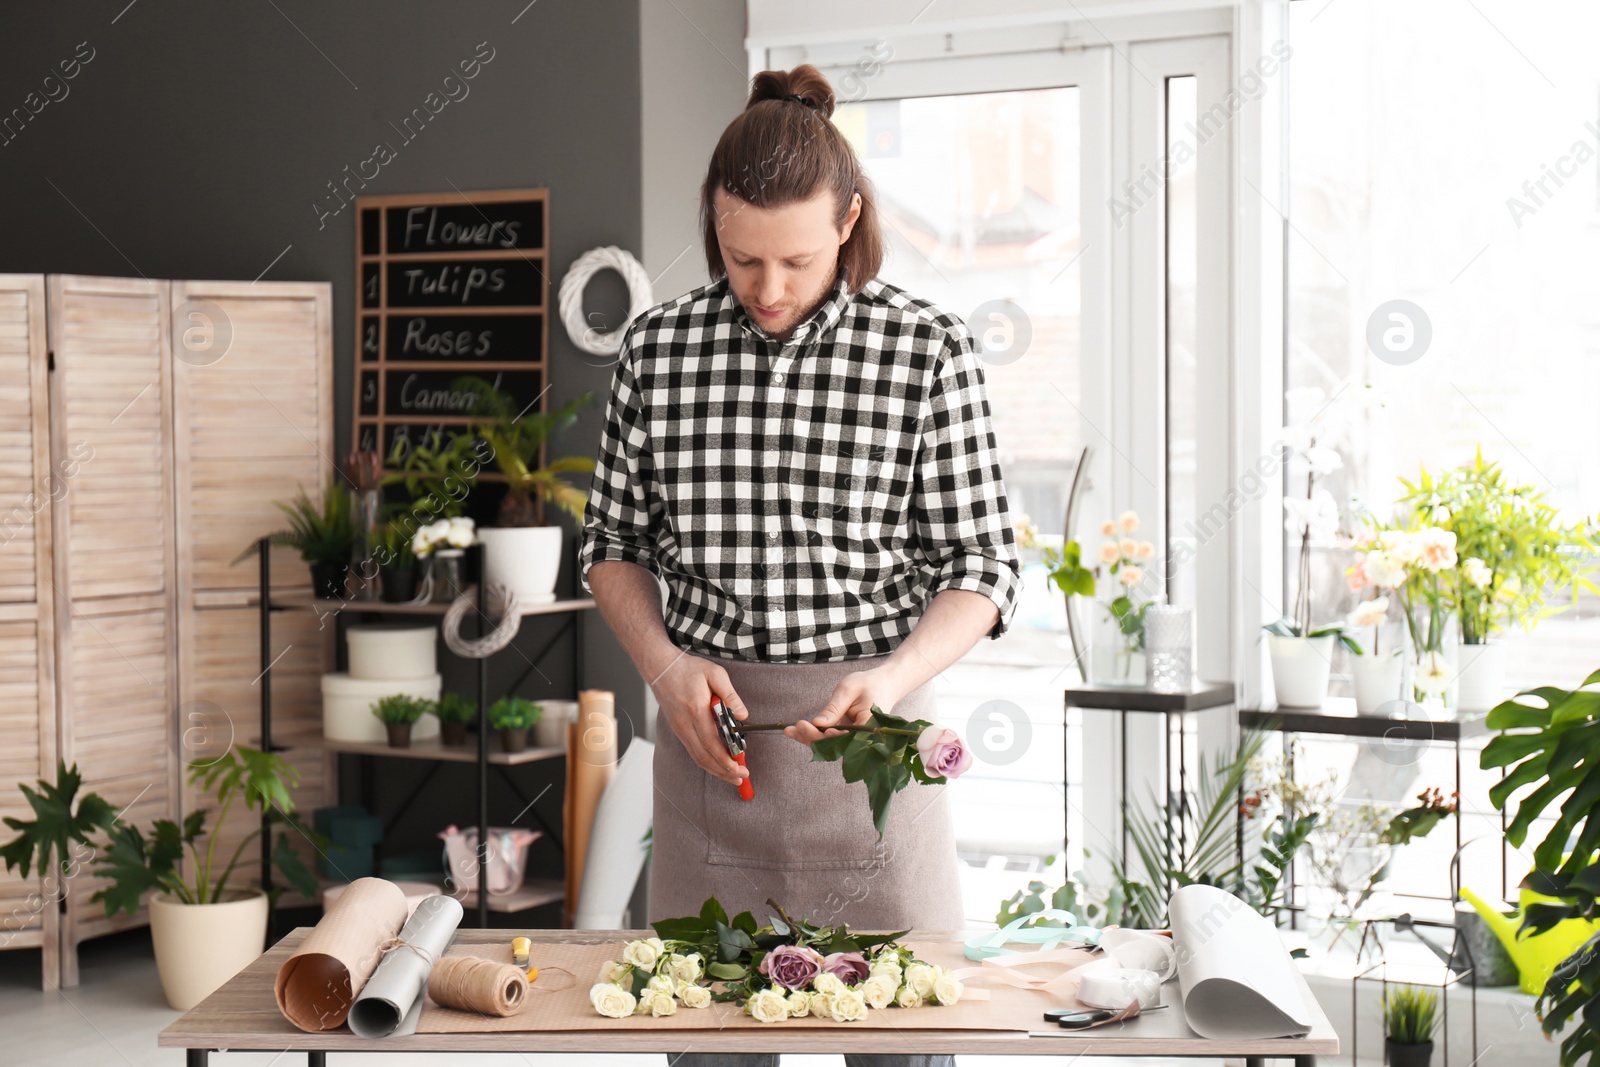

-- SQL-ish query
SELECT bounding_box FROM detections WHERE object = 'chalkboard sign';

[352,188,549,476]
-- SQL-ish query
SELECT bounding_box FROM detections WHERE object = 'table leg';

[1245,1058,1266,1067]
[308,1053,327,1066]
[186,1052,209,1067]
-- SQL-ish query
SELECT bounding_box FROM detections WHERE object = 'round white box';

[346,625,437,681]
[322,672,442,743]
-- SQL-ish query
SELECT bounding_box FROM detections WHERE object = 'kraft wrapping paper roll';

[347,894,464,1037]
[274,877,410,1032]
[564,689,616,923]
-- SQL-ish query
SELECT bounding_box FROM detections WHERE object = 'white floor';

[0,929,1242,1067]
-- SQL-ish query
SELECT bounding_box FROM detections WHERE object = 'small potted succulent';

[371,694,432,749]
[1383,984,1439,1067]
[233,480,355,598]
[432,691,476,747]
[488,696,543,754]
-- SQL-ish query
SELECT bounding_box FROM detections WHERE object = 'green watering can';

[1459,885,1600,995]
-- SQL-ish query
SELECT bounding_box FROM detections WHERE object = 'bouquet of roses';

[737,705,971,838]
[589,897,964,1023]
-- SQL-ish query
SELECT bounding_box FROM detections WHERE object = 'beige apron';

[648,650,965,932]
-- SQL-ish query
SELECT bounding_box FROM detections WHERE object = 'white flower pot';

[479,525,562,605]
[534,699,577,749]
[148,889,269,1011]
[1456,642,1507,712]
[1267,634,1335,709]
[1351,651,1405,715]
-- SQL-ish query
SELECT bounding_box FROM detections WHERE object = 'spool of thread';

[427,955,528,1017]
[1075,963,1163,1011]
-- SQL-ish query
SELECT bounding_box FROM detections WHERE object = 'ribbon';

[963,910,1102,961]
[951,913,1173,1007]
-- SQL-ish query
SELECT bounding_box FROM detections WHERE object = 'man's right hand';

[650,653,751,787]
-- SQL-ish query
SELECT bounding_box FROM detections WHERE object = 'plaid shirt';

[578,269,1020,664]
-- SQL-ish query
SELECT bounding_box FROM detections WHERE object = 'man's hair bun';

[746,64,836,119]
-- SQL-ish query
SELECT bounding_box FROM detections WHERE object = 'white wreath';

[558,246,654,356]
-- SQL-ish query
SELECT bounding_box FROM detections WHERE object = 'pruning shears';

[712,698,754,801]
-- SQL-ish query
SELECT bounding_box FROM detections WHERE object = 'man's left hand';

[786,665,908,745]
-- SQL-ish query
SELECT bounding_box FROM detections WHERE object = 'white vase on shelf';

[1267,634,1334,708]
[1456,641,1507,712]
[1350,650,1405,715]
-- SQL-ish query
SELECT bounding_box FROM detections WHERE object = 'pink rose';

[822,951,869,986]
[758,944,824,990]
[915,725,972,780]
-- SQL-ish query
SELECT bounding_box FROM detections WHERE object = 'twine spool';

[427,955,528,1017]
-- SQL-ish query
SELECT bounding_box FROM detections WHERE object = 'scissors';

[1043,1004,1166,1029]
[711,698,754,801]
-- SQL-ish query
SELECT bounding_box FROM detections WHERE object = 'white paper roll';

[347,894,464,1037]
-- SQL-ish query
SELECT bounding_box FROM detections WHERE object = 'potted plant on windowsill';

[433,691,476,746]
[1,749,321,1011]
[448,378,596,605]
[489,696,543,754]
[1396,450,1597,712]
[372,694,431,748]
[1383,984,1439,1067]
[232,480,355,599]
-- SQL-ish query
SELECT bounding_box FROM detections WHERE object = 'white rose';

[861,974,897,1010]
[904,963,936,997]
[597,959,628,985]
[896,986,923,1008]
[590,982,637,1019]
[665,952,703,985]
[646,974,676,996]
[932,971,964,1005]
[830,988,869,1022]
[809,992,836,1019]
[812,972,845,996]
[786,990,810,1018]
[622,937,664,970]
[678,982,713,1009]
[444,516,476,548]
[869,955,903,981]
[746,987,790,1023]
[636,989,677,1017]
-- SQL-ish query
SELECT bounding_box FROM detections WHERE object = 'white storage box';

[346,624,437,681]
[322,672,442,743]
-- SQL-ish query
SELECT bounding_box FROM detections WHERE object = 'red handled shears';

[711,698,754,801]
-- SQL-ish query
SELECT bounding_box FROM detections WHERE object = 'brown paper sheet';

[563,689,616,924]
[275,877,411,1031]
[415,941,1101,1033]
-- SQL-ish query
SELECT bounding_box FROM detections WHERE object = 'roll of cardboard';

[564,689,617,924]
[275,877,410,1031]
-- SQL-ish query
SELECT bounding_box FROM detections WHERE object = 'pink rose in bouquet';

[915,725,972,779]
[759,944,824,990]
[822,951,869,987]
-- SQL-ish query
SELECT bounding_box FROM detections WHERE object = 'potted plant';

[412,516,476,603]
[373,519,419,602]
[372,694,431,748]
[433,691,476,746]
[488,696,543,754]
[449,378,596,604]
[376,428,483,603]
[1397,451,1597,711]
[1,749,320,1011]
[1383,984,1439,1067]
[1029,511,1156,686]
[233,480,355,599]
[1341,593,1403,714]
[1351,523,1460,707]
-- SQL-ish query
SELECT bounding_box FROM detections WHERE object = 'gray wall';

[0,0,648,909]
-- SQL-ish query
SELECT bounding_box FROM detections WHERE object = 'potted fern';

[1383,984,1439,1067]
[488,696,542,754]
[432,691,477,746]
[233,480,355,599]
[1,749,320,1011]
[448,378,596,604]
[371,694,431,748]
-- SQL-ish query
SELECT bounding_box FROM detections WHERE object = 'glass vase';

[1407,609,1458,710]
[348,487,382,601]
[1085,601,1147,687]
[428,549,467,604]
[1144,601,1193,692]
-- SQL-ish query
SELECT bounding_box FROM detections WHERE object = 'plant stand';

[1351,916,1478,1067]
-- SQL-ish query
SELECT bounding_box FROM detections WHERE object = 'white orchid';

[1346,596,1390,630]
[1284,489,1340,541]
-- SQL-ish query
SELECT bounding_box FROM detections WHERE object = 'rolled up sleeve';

[579,336,658,592]
[909,330,1022,640]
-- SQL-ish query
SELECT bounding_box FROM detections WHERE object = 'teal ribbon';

[964,909,1103,961]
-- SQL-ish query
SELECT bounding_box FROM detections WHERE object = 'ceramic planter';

[479,525,562,605]
[1267,634,1334,708]
[1455,642,1506,712]
[384,722,412,748]
[148,889,269,1011]
[309,561,349,600]
[534,699,577,749]
[1386,1039,1433,1067]
[1351,651,1405,715]
[439,720,468,746]
[499,726,530,754]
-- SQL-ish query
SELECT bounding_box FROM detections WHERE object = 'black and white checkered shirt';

[578,268,1020,664]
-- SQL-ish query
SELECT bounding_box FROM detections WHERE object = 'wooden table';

[159,929,1339,1064]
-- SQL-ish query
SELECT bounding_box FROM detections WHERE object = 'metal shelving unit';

[256,538,594,930]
